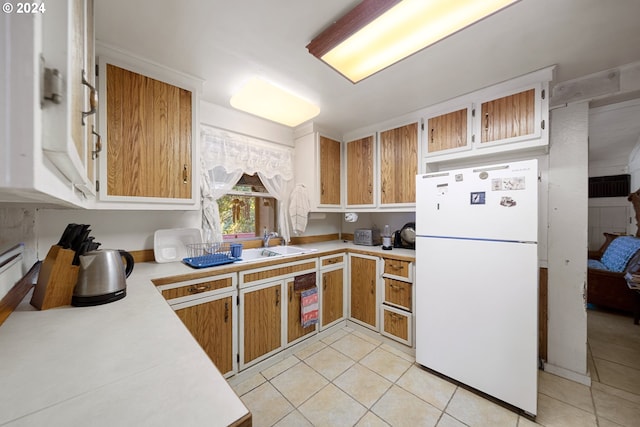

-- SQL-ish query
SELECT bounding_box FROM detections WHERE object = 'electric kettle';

[72,249,134,307]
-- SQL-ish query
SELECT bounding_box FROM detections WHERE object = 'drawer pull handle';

[183,164,188,184]
[390,284,403,290]
[289,284,293,302]
[323,276,327,291]
[276,289,280,306]
[371,280,375,295]
[91,126,102,159]
[389,264,404,270]
[81,70,98,125]
[484,112,489,132]
[224,301,229,323]
[188,284,211,294]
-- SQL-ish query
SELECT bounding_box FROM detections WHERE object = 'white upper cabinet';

[0,0,96,206]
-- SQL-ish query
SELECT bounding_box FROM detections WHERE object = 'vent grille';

[588,174,630,198]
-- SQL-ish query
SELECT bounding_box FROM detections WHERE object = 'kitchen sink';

[233,246,316,264]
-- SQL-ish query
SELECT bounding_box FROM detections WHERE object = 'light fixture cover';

[229,78,320,127]
[308,0,519,83]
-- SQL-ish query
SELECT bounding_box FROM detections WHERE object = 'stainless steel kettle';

[72,249,134,307]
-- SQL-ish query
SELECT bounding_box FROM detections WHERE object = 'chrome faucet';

[263,230,278,247]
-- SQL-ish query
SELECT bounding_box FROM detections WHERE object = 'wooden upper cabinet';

[319,136,341,205]
[379,122,418,205]
[427,108,468,153]
[481,88,535,144]
[105,64,192,199]
[346,135,375,206]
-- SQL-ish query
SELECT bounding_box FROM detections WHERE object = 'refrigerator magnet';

[470,192,485,205]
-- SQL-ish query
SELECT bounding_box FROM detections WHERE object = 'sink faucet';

[263,230,278,247]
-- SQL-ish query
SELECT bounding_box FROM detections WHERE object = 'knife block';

[30,245,79,310]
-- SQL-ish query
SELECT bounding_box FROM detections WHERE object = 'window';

[218,174,277,240]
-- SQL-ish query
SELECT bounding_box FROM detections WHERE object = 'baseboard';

[543,362,592,386]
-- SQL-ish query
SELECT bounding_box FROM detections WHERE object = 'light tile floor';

[230,310,640,426]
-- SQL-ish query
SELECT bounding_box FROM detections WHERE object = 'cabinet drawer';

[384,278,412,311]
[321,254,344,268]
[160,276,234,301]
[381,305,412,346]
[383,259,412,280]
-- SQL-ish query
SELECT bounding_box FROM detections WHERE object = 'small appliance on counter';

[393,222,416,249]
[354,228,381,246]
[72,249,134,307]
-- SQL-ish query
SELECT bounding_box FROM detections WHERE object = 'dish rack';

[182,242,238,268]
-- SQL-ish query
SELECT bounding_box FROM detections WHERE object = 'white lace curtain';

[200,125,294,243]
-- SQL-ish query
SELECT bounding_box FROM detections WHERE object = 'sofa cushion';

[600,236,640,272]
[588,259,609,271]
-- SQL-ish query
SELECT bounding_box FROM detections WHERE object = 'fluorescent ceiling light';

[307,0,519,83]
[229,78,320,127]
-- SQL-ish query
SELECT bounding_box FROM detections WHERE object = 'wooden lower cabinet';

[381,305,411,346]
[174,295,235,375]
[287,278,317,343]
[241,281,283,367]
[321,266,345,328]
[349,254,378,329]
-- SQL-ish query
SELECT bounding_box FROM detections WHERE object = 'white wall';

[545,102,590,384]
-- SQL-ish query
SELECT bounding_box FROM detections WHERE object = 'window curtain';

[200,125,294,243]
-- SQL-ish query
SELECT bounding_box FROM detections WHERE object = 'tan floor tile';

[305,346,355,380]
[241,382,294,427]
[355,411,390,426]
[517,415,542,426]
[594,358,640,395]
[436,413,467,427]
[538,371,594,413]
[446,388,518,427]
[298,383,367,427]
[334,363,392,408]
[331,333,378,361]
[231,372,266,396]
[270,362,329,407]
[372,385,441,427]
[321,328,350,345]
[534,393,597,427]
[597,419,627,427]
[295,339,327,360]
[591,380,640,405]
[592,387,640,427]
[380,343,415,362]
[360,347,412,382]
[273,409,313,427]
[352,329,383,346]
[587,344,599,383]
[590,339,640,370]
[396,365,457,410]
[261,355,300,380]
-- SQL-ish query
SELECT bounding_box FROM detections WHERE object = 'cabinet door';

[105,64,192,199]
[379,122,418,205]
[481,88,535,144]
[349,255,378,328]
[287,279,316,343]
[319,136,341,205]
[174,295,234,375]
[242,282,282,365]
[346,136,375,206]
[427,108,468,153]
[321,267,344,327]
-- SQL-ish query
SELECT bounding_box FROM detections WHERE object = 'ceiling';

[95,0,640,163]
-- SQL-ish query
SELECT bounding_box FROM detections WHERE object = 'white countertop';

[0,240,414,426]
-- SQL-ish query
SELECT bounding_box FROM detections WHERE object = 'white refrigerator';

[415,159,538,416]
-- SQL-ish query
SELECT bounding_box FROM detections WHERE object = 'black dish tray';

[182,254,241,268]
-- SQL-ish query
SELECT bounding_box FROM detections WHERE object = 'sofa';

[587,233,640,314]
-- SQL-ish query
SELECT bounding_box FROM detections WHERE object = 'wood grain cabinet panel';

[427,108,468,153]
[242,283,282,364]
[346,136,375,206]
[106,64,192,199]
[349,255,377,329]
[481,88,535,144]
[379,123,418,205]
[384,278,412,311]
[319,136,341,205]
[321,268,344,327]
[287,279,316,343]
[382,307,409,342]
[175,296,234,375]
